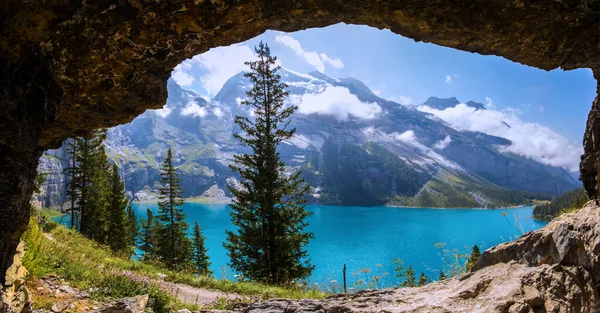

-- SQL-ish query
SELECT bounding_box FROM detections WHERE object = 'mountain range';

[36,69,580,208]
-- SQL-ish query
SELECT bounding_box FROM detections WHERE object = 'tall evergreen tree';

[106,163,129,252]
[466,244,481,271]
[126,204,139,247]
[139,209,155,260]
[74,129,110,242]
[64,138,80,230]
[402,265,417,287]
[155,147,192,269]
[224,42,313,285]
[191,221,212,276]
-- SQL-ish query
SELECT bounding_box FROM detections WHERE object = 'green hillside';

[532,187,588,221]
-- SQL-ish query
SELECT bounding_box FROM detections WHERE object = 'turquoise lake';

[125,203,546,289]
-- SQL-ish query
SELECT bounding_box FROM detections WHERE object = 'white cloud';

[372,90,382,96]
[212,107,224,118]
[485,96,495,109]
[171,63,195,86]
[393,130,418,145]
[181,101,208,118]
[386,95,413,106]
[275,34,344,72]
[154,108,172,118]
[433,136,452,150]
[292,86,381,120]
[190,44,255,96]
[389,130,462,170]
[539,106,545,112]
[418,103,581,171]
[320,53,344,69]
[445,75,453,84]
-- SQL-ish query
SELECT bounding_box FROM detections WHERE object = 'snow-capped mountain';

[37,69,580,208]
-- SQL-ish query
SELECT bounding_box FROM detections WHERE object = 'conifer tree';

[418,272,428,286]
[224,42,313,285]
[466,244,481,271]
[402,265,416,287]
[74,129,110,242]
[438,270,446,281]
[106,163,129,252]
[155,147,192,269]
[64,138,80,230]
[126,204,139,247]
[139,209,155,260]
[192,221,212,276]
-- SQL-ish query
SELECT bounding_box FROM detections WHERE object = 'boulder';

[93,295,149,313]
[472,202,600,281]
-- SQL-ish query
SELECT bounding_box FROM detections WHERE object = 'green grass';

[40,208,63,219]
[21,219,324,311]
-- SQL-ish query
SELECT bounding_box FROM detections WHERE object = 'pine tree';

[155,147,192,269]
[192,221,212,276]
[224,42,313,285]
[64,138,80,230]
[139,209,155,260]
[402,265,416,287]
[418,272,428,286]
[438,270,446,281]
[466,244,481,271]
[126,204,139,247]
[106,163,129,252]
[75,129,110,243]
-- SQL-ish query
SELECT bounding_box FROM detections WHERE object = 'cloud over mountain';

[418,103,581,171]
[290,86,381,120]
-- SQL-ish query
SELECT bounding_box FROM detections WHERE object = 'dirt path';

[156,280,244,305]
[117,270,246,305]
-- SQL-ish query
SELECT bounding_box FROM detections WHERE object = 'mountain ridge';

[35,70,579,208]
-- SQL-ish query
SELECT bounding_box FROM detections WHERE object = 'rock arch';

[1,0,598,287]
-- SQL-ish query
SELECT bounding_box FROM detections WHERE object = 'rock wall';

[0,0,598,299]
[0,242,30,313]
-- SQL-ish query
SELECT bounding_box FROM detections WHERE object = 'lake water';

[127,203,545,289]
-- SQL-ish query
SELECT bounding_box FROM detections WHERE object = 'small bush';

[93,275,173,313]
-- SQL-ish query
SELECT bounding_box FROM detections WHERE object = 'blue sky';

[171,23,596,171]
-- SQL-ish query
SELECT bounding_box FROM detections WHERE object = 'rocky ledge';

[208,203,600,313]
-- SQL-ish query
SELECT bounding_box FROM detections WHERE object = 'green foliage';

[319,140,430,205]
[192,221,212,276]
[533,187,587,221]
[125,204,139,247]
[93,276,173,313]
[401,265,416,287]
[465,245,481,272]
[438,270,446,281]
[106,163,130,253]
[66,130,111,242]
[155,147,193,270]
[418,272,428,287]
[138,209,155,260]
[225,42,314,285]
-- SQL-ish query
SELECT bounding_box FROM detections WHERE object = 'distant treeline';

[532,188,588,221]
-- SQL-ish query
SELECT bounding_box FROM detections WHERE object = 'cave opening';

[34,24,596,287]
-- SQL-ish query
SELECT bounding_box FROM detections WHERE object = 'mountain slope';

[36,70,579,208]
